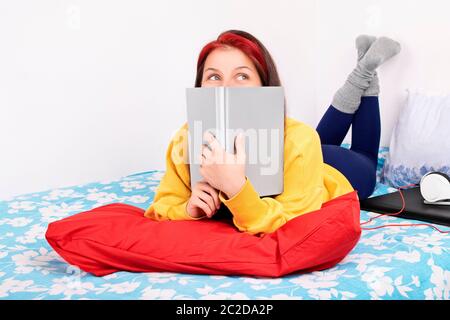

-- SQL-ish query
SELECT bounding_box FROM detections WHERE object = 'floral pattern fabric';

[0,146,449,300]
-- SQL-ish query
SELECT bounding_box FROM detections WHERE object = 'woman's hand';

[186,180,221,219]
[199,131,247,199]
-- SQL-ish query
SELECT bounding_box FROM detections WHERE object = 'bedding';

[1,145,449,300]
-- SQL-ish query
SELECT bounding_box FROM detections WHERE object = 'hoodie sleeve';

[218,129,325,236]
[144,123,206,221]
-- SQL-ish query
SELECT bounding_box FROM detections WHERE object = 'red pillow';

[45,190,361,277]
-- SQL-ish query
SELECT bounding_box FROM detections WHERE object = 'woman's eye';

[208,74,220,81]
[237,74,249,81]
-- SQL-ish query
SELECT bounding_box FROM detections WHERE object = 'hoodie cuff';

[219,177,265,225]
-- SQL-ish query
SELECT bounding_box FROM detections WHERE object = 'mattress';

[0,145,449,300]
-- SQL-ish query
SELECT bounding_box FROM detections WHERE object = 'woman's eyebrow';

[204,66,253,73]
[204,67,221,73]
[234,66,253,71]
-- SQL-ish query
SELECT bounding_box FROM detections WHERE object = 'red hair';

[197,32,268,83]
[195,30,281,87]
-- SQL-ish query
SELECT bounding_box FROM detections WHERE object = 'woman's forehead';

[203,47,256,71]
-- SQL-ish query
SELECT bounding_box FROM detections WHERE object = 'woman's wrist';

[222,176,247,199]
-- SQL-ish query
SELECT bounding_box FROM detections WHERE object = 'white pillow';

[381,89,450,188]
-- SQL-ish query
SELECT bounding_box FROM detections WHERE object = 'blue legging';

[316,96,381,200]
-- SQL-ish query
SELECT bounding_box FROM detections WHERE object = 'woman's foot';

[331,35,401,114]
[356,35,379,97]
[360,37,401,71]
[356,35,377,61]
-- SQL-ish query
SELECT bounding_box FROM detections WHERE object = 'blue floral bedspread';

[1,146,449,300]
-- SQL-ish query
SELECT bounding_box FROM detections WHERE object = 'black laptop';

[359,186,450,227]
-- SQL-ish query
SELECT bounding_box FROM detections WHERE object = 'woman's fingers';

[190,197,212,216]
[201,144,213,162]
[203,131,222,153]
[196,191,218,216]
[234,133,246,164]
[197,181,220,209]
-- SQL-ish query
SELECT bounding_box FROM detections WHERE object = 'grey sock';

[360,37,402,71]
[356,35,380,96]
[356,34,377,61]
[332,36,401,113]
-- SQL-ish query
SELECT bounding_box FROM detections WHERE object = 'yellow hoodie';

[144,117,355,236]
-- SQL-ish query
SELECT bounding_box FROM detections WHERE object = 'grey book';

[185,86,285,197]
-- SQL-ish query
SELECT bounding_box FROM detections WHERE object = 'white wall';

[1,0,450,200]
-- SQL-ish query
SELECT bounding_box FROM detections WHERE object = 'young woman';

[144,30,401,236]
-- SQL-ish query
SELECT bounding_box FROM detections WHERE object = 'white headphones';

[419,171,450,205]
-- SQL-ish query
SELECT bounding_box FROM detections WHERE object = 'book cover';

[185,86,285,197]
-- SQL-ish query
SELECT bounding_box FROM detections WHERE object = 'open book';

[185,86,285,197]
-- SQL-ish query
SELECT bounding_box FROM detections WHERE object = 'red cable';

[362,223,449,233]
[360,183,450,234]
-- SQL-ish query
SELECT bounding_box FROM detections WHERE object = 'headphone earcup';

[420,172,450,202]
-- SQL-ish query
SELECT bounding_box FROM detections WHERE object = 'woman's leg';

[315,35,399,199]
[350,96,381,168]
[316,105,353,146]
[317,95,382,166]
[316,35,398,146]
[318,96,381,199]
[321,144,377,199]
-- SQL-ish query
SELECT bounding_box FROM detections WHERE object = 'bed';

[1,145,448,300]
